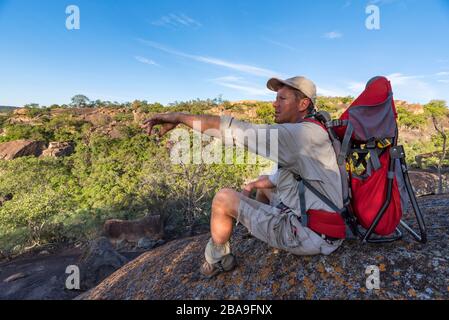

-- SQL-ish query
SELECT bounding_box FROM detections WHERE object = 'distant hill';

[0,106,18,113]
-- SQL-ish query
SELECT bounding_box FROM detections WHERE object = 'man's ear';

[298,98,310,112]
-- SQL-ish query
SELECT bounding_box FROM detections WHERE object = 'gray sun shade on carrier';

[348,93,397,141]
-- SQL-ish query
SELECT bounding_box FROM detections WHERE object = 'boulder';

[79,195,449,300]
[6,108,46,125]
[104,215,164,246]
[137,238,166,250]
[0,140,45,160]
[104,124,123,139]
[40,142,74,158]
[408,170,448,196]
[13,108,28,116]
[407,104,424,115]
[83,112,112,126]
[137,237,157,250]
[133,109,147,124]
[77,237,128,290]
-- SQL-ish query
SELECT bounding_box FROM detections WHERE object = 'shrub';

[0,115,7,128]
[0,124,54,143]
[0,189,72,247]
[25,106,51,118]
[256,102,275,124]
[315,97,340,116]
[113,112,134,122]
[397,106,427,129]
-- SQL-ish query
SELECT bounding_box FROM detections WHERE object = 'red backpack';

[298,76,427,243]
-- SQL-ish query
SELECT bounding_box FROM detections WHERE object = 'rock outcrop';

[40,142,74,158]
[0,140,46,160]
[104,215,165,246]
[79,195,449,300]
[133,109,147,124]
[78,237,129,290]
[408,170,448,196]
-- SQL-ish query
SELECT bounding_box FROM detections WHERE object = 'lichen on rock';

[78,195,449,300]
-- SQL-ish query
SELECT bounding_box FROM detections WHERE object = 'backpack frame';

[296,76,427,244]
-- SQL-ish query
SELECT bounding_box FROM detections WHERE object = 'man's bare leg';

[210,188,241,245]
[210,188,273,245]
[202,188,241,275]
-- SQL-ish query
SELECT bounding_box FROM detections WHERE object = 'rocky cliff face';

[79,195,449,300]
[0,140,46,160]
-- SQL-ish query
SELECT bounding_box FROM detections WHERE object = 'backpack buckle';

[366,140,376,149]
[326,119,343,128]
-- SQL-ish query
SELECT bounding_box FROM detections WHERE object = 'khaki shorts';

[237,194,343,256]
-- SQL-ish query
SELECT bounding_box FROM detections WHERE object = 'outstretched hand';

[140,113,181,137]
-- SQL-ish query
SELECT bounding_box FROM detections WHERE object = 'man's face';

[273,86,307,124]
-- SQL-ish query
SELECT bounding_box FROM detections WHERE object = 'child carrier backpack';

[298,76,427,243]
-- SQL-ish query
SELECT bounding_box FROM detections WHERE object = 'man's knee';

[213,188,237,207]
[212,188,240,215]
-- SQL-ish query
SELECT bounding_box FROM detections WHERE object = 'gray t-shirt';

[218,116,343,214]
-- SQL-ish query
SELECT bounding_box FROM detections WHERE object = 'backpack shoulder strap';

[293,174,344,214]
[300,118,327,132]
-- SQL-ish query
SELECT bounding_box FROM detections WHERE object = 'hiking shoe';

[200,254,237,278]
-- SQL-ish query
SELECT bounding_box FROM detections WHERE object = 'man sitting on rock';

[142,76,345,278]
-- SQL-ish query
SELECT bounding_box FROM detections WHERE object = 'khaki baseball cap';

[267,76,317,104]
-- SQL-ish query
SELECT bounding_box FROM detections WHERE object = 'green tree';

[340,96,354,104]
[24,103,40,109]
[424,100,448,193]
[24,105,50,118]
[92,99,106,108]
[71,95,91,108]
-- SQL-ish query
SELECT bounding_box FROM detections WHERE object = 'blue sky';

[1,0,449,106]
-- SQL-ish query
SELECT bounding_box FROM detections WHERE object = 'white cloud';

[138,39,279,78]
[436,72,449,76]
[152,13,201,29]
[214,76,245,82]
[324,73,449,103]
[387,73,424,84]
[347,73,447,103]
[347,82,366,93]
[215,83,270,96]
[135,56,158,66]
[211,76,271,96]
[197,56,277,78]
[386,73,437,103]
[318,86,349,97]
[260,37,301,53]
[323,31,343,39]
